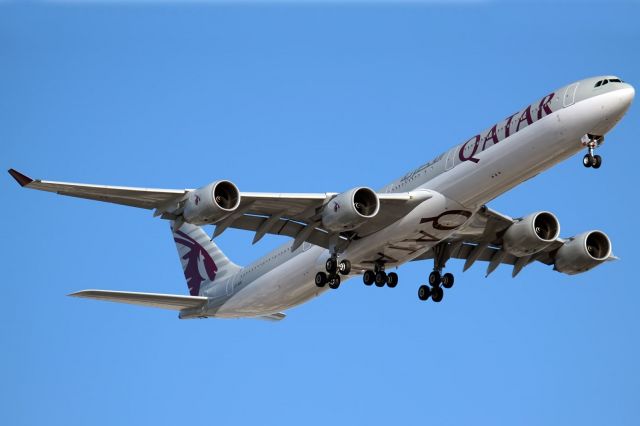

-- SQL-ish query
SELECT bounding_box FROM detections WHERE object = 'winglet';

[8,169,33,187]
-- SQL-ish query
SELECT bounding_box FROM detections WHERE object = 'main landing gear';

[418,243,455,303]
[362,263,398,288]
[315,255,352,290]
[418,272,454,303]
[581,134,604,169]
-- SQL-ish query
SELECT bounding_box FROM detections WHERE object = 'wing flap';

[224,190,431,248]
[231,215,335,249]
[238,192,415,220]
[69,290,208,311]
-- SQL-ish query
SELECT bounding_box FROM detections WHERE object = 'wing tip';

[68,290,95,298]
[8,168,33,187]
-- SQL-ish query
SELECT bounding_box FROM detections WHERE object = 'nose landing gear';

[581,134,604,169]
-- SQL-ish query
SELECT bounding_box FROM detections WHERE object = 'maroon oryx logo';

[194,195,201,206]
[173,230,217,296]
[333,202,340,213]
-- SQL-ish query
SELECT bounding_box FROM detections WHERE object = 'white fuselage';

[205,78,634,318]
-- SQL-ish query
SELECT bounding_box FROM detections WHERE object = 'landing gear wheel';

[431,286,444,303]
[418,285,431,301]
[428,271,441,286]
[325,258,338,274]
[338,259,351,275]
[315,272,327,288]
[582,135,604,169]
[387,272,398,288]
[328,274,341,289]
[374,271,388,287]
[442,273,454,289]
[363,270,375,286]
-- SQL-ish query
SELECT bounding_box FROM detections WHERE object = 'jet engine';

[502,211,560,257]
[183,180,241,225]
[321,187,380,232]
[554,231,612,275]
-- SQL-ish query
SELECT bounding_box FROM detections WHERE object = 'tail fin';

[171,223,241,296]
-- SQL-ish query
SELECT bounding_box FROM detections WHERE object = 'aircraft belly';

[212,246,329,318]
[343,191,469,269]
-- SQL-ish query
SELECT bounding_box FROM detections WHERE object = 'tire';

[428,271,441,286]
[592,155,602,169]
[339,259,351,275]
[442,273,454,289]
[315,272,327,287]
[375,271,388,287]
[418,285,431,301]
[325,258,337,274]
[328,274,341,289]
[431,286,444,303]
[387,272,398,288]
[583,154,593,168]
[363,270,375,286]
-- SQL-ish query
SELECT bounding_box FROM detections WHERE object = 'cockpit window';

[594,78,623,88]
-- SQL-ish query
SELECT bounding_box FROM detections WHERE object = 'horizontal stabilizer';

[69,290,208,311]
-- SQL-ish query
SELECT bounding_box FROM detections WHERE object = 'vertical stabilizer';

[171,223,241,296]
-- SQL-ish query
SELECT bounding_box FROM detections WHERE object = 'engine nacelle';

[502,211,560,257]
[554,231,612,275]
[321,187,379,232]
[183,180,240,225]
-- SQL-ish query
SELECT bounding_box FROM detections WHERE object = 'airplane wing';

[225,190,426,250]
[8,169,187,209]
[69,290,208,311]
[412,206,616,277]
[9,169,430,250]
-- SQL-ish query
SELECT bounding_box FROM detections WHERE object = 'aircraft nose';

[589,83,634,136]
[620,84,635,107]
[608,84,634,119]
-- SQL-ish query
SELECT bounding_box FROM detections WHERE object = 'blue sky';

[2,1,639,425]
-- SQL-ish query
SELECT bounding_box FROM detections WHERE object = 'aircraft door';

[563,83,579,107]
[226,274,238,296]
[445,148,456,171]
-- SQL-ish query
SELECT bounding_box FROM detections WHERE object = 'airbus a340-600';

[10,76,634,320]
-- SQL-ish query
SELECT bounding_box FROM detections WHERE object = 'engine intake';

[183,180,240,225]
[554,231,612,275]
[322,187,379,232]
[502,211,560,257]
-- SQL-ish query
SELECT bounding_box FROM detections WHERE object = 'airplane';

[9,75,634,320]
